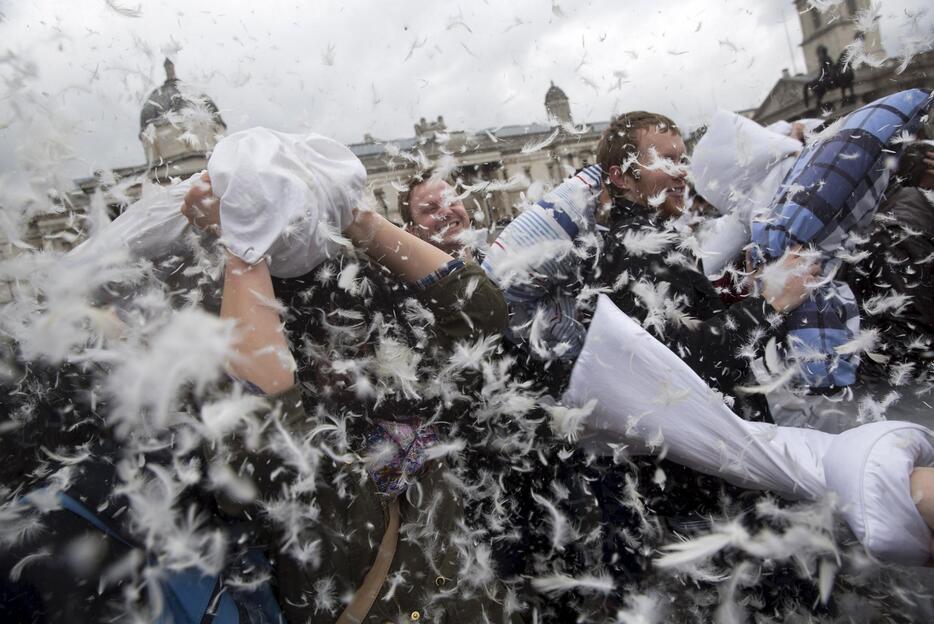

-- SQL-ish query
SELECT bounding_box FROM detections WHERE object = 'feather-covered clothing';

[751,89,934,388]
[844,185,934,381]
[241,257,518,623]
[482,165,604,361]
[274,255,504,423]
[215,384,520,624]
[483,174,787,603]
[596,197,776,413]
[483,167,775,408]
[587,199,781,571]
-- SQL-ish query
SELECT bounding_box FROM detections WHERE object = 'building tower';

[545,82,572,125]
[139,58,226,170]
[795,0,884,73]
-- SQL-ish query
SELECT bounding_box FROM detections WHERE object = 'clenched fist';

[181,171,221,236]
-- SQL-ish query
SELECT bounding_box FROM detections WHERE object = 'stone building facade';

[20,73,603,260]
[1,59,226,302]
[351,82,605,227]
[24,58,225,257]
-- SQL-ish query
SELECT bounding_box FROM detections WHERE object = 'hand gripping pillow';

[209,128,365,277]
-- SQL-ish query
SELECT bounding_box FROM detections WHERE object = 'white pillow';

[71,127,366,279]
[209,128,365,277]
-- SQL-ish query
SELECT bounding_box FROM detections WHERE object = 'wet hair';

[596,111,679,192]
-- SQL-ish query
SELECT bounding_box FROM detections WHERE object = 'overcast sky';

[0,0,932,201]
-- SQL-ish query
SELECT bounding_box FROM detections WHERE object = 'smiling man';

[398,169,471,255]
[602,113,688,217]
[593,112,786,411]
[484,110,814,410]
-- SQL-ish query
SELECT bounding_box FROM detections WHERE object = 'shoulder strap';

[337,497,401,624]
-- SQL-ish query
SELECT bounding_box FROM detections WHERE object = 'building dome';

[544,81,572,125]
[139,58,225,131]
[545,82,568,104]
[139,58,226,168]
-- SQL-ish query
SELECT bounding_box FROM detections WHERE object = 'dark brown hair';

[597,111,679,191]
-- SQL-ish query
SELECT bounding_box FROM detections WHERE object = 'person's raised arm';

[220,254,294,395]
[481,165,605,359]
[342,209,453,284]
[182,174,294,394]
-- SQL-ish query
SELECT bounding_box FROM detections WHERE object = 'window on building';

[373,188,389,218]
[846,0,858,16]
[811,10,821,30]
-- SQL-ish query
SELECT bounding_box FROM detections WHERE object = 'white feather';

[530,571,615,595]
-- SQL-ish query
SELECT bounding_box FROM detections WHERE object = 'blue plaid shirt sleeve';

[414,258,466,291]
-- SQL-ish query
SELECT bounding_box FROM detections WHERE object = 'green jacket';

[221,262,521,623]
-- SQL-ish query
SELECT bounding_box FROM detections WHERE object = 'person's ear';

[607,164,637,193]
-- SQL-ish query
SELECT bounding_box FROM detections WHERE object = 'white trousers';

[563,295,934,566]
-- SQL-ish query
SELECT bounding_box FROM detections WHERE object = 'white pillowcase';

[72,127,366,279]
[209,128,365,277]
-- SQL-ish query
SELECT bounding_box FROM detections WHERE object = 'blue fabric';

[751,89,933,388]
[56,492,234,624]
[55,491,133,547]
[48,490,283,623]
[414,258,466,291]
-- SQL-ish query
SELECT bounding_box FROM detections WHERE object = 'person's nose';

[673,161,689,180]
[436,204,454,222]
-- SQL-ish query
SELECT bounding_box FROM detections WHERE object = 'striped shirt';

[482,165,604,360]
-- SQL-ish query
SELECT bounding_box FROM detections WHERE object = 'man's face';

[406,179,471,253]
[625,128,688,218]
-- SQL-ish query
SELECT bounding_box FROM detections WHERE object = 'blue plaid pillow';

[751,89,933,388]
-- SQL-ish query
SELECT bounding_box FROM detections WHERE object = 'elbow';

[465,281,509,335]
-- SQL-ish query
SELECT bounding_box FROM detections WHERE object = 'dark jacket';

[233,260,519,623]
[846,185,934,379]
[593,198,778,417]
[0,261,515,624]
[584,198,779,580]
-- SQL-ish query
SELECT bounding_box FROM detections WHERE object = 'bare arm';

[343,210,453,283]
[220,253,295,394]
[182,178,454,391]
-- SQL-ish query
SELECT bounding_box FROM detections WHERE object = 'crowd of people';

[1,88,933,622]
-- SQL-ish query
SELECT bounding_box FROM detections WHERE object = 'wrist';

[225,252,254,272]
[344,209,382,248]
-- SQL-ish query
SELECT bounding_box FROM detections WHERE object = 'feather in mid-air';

[1,3,933,623]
